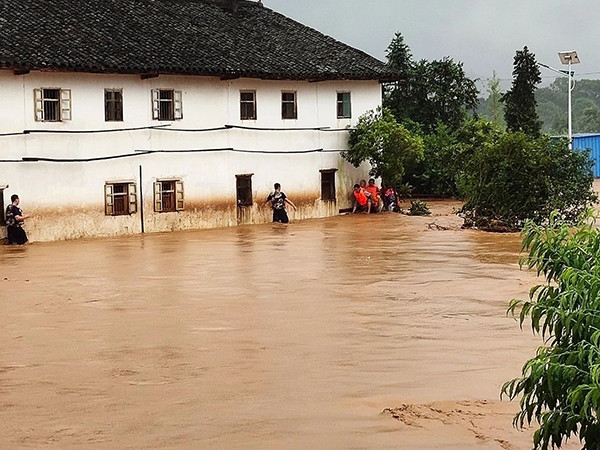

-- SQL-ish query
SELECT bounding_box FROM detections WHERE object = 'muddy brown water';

[0,202,581,449]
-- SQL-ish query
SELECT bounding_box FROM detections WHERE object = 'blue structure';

[573,133,600,178]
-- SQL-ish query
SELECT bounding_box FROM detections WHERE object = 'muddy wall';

[0,70,380,241]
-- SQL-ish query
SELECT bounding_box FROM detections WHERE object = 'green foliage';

[383,33,479,132]
[404,119,502,197]
[407,199,431,216]
[503,213,600,449]
[343,108,424,188]
[502,46,543,136]
[459,132,596,228]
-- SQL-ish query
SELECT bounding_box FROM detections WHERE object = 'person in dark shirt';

[266,183,297,224]
[5,194,29,245]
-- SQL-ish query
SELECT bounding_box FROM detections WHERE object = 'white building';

[0,0,398,242]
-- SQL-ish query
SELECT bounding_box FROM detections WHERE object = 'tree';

[501,46,542,136]
[579,106,600,133]
[487,71,504,128]
[343,108,424,188]
[383,33,479,132]
[385,32,413,75]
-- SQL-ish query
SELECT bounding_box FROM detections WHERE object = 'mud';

[0,200,581,449]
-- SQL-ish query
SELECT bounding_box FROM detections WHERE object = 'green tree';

[383,34,479,132]
[343,108,424,188]
[501,46,542,136]
[579,106,600,133]
[385,32,413,75]
[487,71,504,128]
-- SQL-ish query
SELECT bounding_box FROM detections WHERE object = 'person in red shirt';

[365,178,381,212]
[352,184,371,214]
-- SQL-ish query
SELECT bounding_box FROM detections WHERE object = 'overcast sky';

[263,0,599,90]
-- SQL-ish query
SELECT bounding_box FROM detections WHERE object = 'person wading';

[6,194,30,245]
[266,183,297,224]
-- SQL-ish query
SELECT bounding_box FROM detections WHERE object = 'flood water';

[0,202,581,449]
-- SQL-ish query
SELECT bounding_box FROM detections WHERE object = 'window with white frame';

[240,91,256,120]
[34,88,72,122]
[105,182,137,216]
[151,89,183,121]
[281,91,297,119]
[336,92,351,119]
[154,179,184,212]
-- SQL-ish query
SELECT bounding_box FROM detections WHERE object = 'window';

[34,88,72,122]
[240,91,256,120]
[105,182,137,216]
[320,169,337,201]
[152,89,183,121]
[337,92,351,119]
[282,91,297,119]
[154,179,184,212]
[236,174,253,207]
[105,89,123,121]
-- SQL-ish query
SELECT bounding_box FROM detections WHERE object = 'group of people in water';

[352,178,399,214]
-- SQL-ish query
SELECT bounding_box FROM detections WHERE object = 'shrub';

[503,212,600,449]
[459,133,596,229]
[407,199,431,216]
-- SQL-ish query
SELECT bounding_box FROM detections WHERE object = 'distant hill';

[478,78,600,135]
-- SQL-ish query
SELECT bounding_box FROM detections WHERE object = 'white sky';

[263,0,599,90]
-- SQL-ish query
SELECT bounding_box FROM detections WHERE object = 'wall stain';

[7,190,352,242]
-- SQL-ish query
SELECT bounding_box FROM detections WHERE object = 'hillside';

[478,78,600,135]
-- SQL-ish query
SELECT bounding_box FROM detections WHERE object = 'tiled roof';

[0,0,399,81]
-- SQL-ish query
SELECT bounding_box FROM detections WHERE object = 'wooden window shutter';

[105,184,114,216]
[60,89,72,121]
[176,180,184,211]
[34,88,43,121]
[154,181,163,212]
[151,89,160,120]
[128,183,137,214]
[174,90,183,120]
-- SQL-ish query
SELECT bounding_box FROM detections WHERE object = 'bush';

[458,133,596,229]
[503,213,600,449]
[407,199,431,216]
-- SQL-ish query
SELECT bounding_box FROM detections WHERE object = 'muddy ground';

[0,200,584,449]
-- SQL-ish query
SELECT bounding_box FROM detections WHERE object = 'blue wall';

[573,134,600,178]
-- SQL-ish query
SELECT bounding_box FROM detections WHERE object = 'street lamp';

[540,51,580,149]
[559,51,580,149]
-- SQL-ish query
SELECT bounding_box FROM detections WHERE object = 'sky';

[263,0,600,91]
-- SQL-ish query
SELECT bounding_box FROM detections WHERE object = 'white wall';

[0,70,382,241]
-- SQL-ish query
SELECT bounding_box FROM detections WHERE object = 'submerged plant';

[503,210,600,449]
[407,199,431,216]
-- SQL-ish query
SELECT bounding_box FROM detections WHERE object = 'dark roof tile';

[0,0,399,81]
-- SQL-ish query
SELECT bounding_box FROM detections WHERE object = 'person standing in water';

[266,183,297,223]
[5,194,30,245]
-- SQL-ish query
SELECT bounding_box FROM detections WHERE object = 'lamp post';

[539,50,580,149]
[559,51,580,149]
